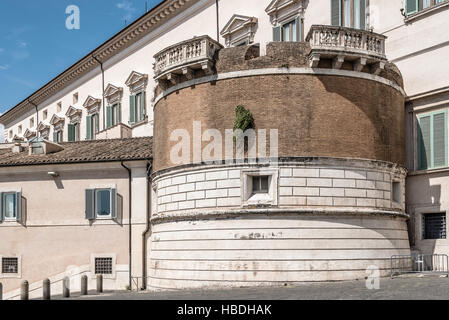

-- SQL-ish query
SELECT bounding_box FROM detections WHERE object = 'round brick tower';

[149,30,409,290]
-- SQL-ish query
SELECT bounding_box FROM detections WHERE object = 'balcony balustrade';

[306,25,387,74]
[153,35,223,86]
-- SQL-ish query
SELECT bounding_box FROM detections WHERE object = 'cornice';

[0,0,198,126]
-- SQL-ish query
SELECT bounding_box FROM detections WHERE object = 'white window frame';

[241,169,278,207]
[0,255,22,279]
[3,192,17,221]
[95,188,112,219]
[90,254,116,279]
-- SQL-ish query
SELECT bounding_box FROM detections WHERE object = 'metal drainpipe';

[92,55,106,131]
[121,161,132,290]
[28,99,39,138]
[216,0,220,42]
[142,161,152,290]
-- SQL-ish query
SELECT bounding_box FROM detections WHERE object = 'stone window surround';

[220,14,258,48]
[50,115,65,132]
[66,106,83,125]
[104,84,124,105]
[404,0,449,22]
[83,96,102,115]
[241,168,279,207]
[0,255,22,279]
[266,0,307,27]
[125,71,148,95]
[415,207,448,241]
[90,253,116,280]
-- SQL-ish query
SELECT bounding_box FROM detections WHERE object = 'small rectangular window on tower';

[73,92,79,104]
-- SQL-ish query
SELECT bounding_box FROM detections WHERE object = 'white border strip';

[154,67,406,105]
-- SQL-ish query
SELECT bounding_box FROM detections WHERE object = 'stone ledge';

[151,207,409,225]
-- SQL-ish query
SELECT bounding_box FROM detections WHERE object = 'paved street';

[57,275,449,300]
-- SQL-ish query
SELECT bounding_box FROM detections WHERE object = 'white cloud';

[116,1,136,21]
[0,48,4,53]
[0,64,9,70]
[17,41,28,48]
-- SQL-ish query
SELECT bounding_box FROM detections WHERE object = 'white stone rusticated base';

[148,214,410,290]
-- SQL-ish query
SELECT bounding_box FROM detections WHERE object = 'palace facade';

[1,0,449,298]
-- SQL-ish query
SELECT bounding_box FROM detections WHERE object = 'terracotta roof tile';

[0,137,153,167]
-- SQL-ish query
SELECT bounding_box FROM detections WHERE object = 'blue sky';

[0,0,164,114]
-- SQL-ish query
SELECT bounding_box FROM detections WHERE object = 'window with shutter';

[331,0,367,29]
[417,111,447,170]
[85,189,95,220]
[106,106,112,129]
[68,124,75,142]
[272,26,281,42]
[331,0,341,26]
[129,95,136,124]
[86,115,92,140]
[406,0,419,14]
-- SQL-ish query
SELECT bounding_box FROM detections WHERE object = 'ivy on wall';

[233,105,255,138]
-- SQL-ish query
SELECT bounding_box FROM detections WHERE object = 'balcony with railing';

[153,35,223,86]
[306,25,387,74]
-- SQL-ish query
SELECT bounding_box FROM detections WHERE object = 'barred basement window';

[95,257,113,274]
[423,213,447,240]
[2,257,18,274]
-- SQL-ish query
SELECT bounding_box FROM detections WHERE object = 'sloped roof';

[0,137,153,167]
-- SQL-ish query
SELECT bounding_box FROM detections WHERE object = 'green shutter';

[141,92,146,121]
[86,116,92,140]
[418,111,448,170]
[331,0,341,26]
[273,26,281,42]
[106,106,112,128]
[68,124,75,142]
[295,16,302,41]
[111,188,117,219]
[433,112,447,168]
[418,115,431,170]
[359,0,366,30]
[85,189,95,220]
[406,0,419,15]
[129,95,136,124]
[0,192,3,223]
[53,131,58,143]
[118,103,122,123]
[16,191,22,223]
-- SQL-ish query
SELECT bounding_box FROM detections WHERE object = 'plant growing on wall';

[233,105,255,140]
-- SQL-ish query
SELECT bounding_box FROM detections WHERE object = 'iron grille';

[95,257,113,274]
[2,257,18,274]
[423,213,447,240]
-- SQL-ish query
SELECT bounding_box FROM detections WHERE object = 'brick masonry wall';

[153,73,405,171]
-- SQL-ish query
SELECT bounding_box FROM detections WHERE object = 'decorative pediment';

[104,83,124,104]
[12,135,24,142]
[37,121,50,132]
[221,15,258,47]
[24,129,36,140]
[83,95,101,109]
[125,71,148,93]
[50,114,65,126]
[65,106,83,118]
[265,0,308,25]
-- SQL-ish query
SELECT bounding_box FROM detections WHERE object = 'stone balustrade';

[153,35,223,85]
[306,25,387,73]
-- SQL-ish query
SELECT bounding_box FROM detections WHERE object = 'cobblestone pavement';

[63,275,449,300]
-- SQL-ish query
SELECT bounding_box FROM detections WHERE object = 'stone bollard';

[62,277,70,298]
[21,281,29,300]
[81,275,88,296]
[96,275,103,294]
[0,282,3,300]
[43,278,51,300]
